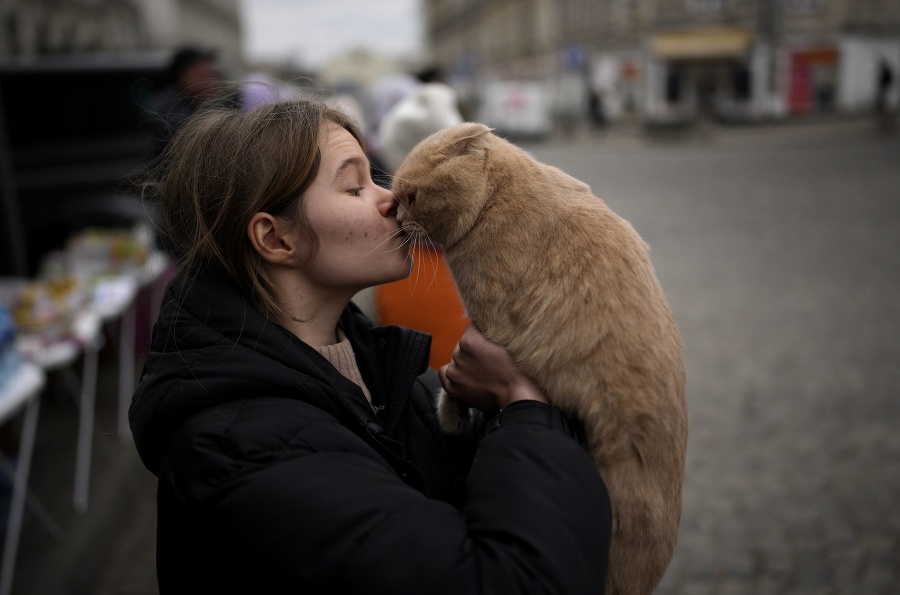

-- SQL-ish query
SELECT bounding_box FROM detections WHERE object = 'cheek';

[316,213,377,252]
[305,199,351,242]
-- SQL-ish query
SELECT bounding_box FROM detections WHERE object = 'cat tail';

[436,389,473,435]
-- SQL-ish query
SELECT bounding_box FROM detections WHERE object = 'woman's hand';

[438,324,548,413]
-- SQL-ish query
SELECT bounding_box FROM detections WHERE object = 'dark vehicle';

[0,51,169,276]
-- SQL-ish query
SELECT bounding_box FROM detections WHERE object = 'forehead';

[320,122,363,162]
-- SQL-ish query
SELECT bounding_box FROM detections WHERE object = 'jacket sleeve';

[171,400,611,594]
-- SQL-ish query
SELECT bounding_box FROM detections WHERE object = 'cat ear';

[446,123,492,157]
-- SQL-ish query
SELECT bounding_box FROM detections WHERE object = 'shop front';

[647,26,756,123]
[786,45,839,115]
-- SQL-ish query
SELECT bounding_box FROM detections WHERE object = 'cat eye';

[406,191,416,206]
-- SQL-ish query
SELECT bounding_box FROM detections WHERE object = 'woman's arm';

[192,403,611,594]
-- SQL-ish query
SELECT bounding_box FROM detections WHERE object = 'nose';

[376,185,399,218]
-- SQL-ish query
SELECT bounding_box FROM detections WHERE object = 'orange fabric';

[376,245,468,370]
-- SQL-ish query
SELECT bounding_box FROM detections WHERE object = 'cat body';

[392,123,688,595]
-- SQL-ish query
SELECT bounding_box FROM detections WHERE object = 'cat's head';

[392,122,493,250]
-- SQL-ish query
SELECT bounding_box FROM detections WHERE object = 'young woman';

[129,96,612,593]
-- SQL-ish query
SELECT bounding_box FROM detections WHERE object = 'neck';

[270,269,354,348]
[283,308,345,347]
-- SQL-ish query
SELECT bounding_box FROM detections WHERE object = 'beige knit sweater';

[312,328,372,404]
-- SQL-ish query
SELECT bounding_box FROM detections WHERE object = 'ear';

[447,122,492,157]
[247,212,299,265]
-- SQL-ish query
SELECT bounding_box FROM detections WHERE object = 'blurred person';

[588,87,607,129]
[362,72,421,186]
[414,65,444,84]
[240,71,288,110]
[376,82,463,174]
[129,96,611,593]
[876,59,894,114]
[146,46,225,158]
[142,47,230,260]
[364,71,421,139]
[876,58,896,132]
[362,66,451,187]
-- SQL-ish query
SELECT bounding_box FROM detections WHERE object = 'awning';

[651,27,752,60]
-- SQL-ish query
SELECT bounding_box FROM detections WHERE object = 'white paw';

[436,389,472,435]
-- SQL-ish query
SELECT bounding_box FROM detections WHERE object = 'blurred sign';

[651,27,751,59]
[478,81,551,139]
[620,60,641,81]
[559,44,586,70]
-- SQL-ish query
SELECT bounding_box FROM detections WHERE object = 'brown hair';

[146,94,364,321]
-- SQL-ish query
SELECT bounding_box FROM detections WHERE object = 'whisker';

[399,233,415,264]
[407,234,420,293]
[368,228,406,254]
[410,235,428,299]
[402,232,436,299]
[423,242,440,296]
[415,228,442,293]
[395,233,415,268]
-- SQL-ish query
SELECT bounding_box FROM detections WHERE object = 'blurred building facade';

[424,0,900,126]
[0,0,243,69]
[319,48,412,96]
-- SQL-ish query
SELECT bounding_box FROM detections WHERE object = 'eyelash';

[349,187,364,197]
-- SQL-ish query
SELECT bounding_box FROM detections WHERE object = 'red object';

[789,46,838,115]
[376,245,468,371]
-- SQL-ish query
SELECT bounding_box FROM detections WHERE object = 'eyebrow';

[333,156,365,182]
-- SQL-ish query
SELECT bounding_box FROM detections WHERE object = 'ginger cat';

[392,123,688,595]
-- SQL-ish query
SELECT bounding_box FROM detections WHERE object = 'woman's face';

[295,122,411,292]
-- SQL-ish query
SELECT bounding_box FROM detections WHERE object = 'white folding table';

[0,362,45,595]
[18,310,102,514]
[9,251,170,515]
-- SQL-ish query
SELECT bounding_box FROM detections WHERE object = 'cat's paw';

[437,389,472,435]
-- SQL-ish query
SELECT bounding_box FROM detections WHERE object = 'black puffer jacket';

[130,270,611,594]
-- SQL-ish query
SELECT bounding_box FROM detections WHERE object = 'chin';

[387,261,414,283]
[363,261,412,288]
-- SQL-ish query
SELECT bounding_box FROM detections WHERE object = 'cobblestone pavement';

[87,118,900,594]
[525,118,900,594]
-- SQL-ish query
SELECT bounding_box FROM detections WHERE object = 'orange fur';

[393,123,688,595]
